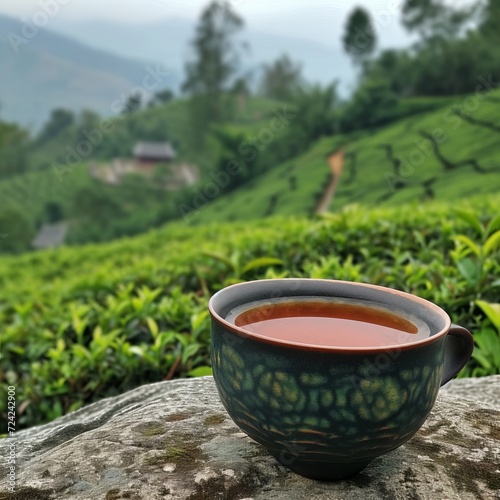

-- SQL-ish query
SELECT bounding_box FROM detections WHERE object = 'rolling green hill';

[0,166,92,225]
[334,92,500,208]
[184,136,344,224]
[187,92,500,224]
[0,95,287,251]
[29,95,285,169]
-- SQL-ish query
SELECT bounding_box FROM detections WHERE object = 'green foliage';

[0,120,29,179]
[187,136,345,224]
[0,198,498,429]
[332,89,500,210]
[465,300,500,377]
[259,55,304,102]
[402,0,447,34]
[480,0,500,39]
[340,79,400,132]
[151,89,175,106]
[36,108,75,146]
[183,0,245,123]
[0,207,34,253]
[402,0,475,38]
[282,84,338,155]
[362,1,494,98]
[190,88,500,225]
[343,7,377,66]
[121,92,143,115]
[0,95,287,252]
[0,166,182,252]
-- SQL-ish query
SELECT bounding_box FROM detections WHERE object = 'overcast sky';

[0,0,409,47]
[0,0,402,22]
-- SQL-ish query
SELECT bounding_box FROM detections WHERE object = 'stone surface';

[442,375,500,407]
[1,376,499,500]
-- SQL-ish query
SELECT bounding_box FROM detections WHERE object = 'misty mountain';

[49,17,356,95]
[0,15,179,131]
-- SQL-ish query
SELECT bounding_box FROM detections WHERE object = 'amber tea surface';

[232,299,430,348]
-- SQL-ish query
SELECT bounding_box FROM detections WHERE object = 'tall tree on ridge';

[343,7,377,68]
[183,1,244,123]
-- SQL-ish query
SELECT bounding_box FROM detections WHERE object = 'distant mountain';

[49,17,356,95]
[0,15,180,131]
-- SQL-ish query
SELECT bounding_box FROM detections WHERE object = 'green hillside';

[0,164,177,248]
[185,136,345,224]
[187,92,500,224]
[0,95,286,250]
[29,95,284,169]
[1,197,499,429]
[0,165,92,224]
[334,92,500,208]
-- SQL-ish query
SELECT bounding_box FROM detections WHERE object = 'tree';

[401,0,475,39]
[0,121,29,179]
[287,84,338,150]
[480,0,500,39]
[259,55,304,101]
[183,1,245,122]
[342,7,377,67]
[340,79,399,132]
[68,186,125,243]
[365,49,414,96]
[256,83,339,170]
[37,108,74,144]
[153,89,175,105]
[402,0,444,33]
[122,93,142,115]
[231,77,250,112]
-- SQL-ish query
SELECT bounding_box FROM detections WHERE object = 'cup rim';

[208,278,452,353]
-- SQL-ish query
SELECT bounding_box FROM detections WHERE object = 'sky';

[0,0,409,48]
[0,0,402,22]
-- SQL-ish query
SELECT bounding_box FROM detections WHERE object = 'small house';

[133,142,176,171]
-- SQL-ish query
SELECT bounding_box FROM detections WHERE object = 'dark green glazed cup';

[209,279,474,480]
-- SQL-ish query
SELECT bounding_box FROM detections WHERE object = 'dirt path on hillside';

[315,148,345,214]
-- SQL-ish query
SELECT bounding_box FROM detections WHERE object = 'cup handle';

[441,324,474,386]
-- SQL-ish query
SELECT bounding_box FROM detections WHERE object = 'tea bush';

[0,197,499,429]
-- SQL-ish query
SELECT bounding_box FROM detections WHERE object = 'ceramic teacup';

[209,279,474,480]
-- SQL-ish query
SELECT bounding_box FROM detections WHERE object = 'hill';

[0,95,286,250]
[1,198,499,429]
[0,15,179,130]
[183,136,344,224]
[187,92,500,224]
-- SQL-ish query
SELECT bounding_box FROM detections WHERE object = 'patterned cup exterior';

[209,279,451,479]
[212,322,444,465]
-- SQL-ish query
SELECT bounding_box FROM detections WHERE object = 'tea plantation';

[1,197,499,429]
[189,91,500,224]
